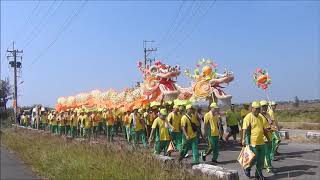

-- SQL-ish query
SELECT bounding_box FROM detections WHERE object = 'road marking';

[287,158,320,163]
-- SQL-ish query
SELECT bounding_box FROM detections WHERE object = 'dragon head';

[138,60,181,101]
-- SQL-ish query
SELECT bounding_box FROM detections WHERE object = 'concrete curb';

[306,132,320,139]
[192,164,239,180]
[279,130,289,139]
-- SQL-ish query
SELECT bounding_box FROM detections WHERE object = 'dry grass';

[279,122,320,130]
[1,128,208,180]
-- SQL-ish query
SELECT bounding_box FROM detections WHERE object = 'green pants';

[59,126,65,135]
[51,125,58,134]
[106,125,114,141]
[271,131,281,160]
[171,131,182,151]
[204,136,219,161]
[264,142,272,170]
[92,126,98,138]
[133,130,147,148]
[154,140,170,154]
[66,125,71,136]
[247,144,265,177]
[125,126,132,144]
[180,136,199,164]
[80,127,84,137]
[85,128,92,138]
[98,122,103,134]
[71,126,77,138]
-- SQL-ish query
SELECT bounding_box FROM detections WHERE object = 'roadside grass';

[279,122,320,130]
[1,128,207,180]
[276,105,320,130]
[277,108,320,123]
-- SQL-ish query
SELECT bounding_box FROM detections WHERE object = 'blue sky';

[1,1,319,107]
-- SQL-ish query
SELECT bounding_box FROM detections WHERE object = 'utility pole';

[7,42,23,124]
[143,40,157,68]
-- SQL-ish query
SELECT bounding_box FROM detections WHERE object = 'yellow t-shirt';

[260,114,272,142]
[51,116,57,125]
[242,112,268,146]
[204,111,219,136]
[181,115,197,139]
[83,115,91,128]
[146,112,156,126]
[268,108,278,127]
[93,114,101,127]
[129,113,144,131]
[41,115,47,123]
[151,117,171,141]
[190,114,200,127]
[58,116,65,126]
[123,114,130,128]
[71,114,78,126]
[106,113,114,126]
[226,110,240,126]
[167,112,182,132]
[65,115,72,126]
[22,115,28,123]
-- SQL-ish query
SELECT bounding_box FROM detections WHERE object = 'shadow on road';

[270,165,317,179]
[278,149,320,160]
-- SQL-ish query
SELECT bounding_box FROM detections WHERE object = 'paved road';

[0,145,39,180]
[177,141,320,180]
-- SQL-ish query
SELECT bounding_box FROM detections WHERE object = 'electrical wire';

[24,0,88,71]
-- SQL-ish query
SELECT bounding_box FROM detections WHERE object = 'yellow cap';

[173,104,179,109]
[150,101,161,107]
[260,100,268,106]
[251,101,261,108]
[186,104,193,110]
[210,102,219,109]
[179,106,185,111]
[160,108,168,116]
[138,109,143,113]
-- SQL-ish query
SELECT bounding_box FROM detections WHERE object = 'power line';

[162,0,216,61]
[22,0,62,49]
[159,1,196,51]
[164,1,203,48]
[13,0,41,44]
[24,0,88,71]
[157,1,185,47]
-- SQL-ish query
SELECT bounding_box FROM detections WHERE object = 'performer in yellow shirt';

[239,103,250,144]
[71,111,78,138]
[178,104,199,164]
[167,104,182,152]
[149,109,173,154]
[242,101,270,179]
[106,109,115,142]
[260,100,273,173]
[65,111,72,136]
[201,102,220,163]
[51,112,58,134]
[129,107,147,148]
[225,104,241,142]
[268,101,281,160]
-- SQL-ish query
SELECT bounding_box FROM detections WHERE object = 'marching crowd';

[20,100,281,179]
